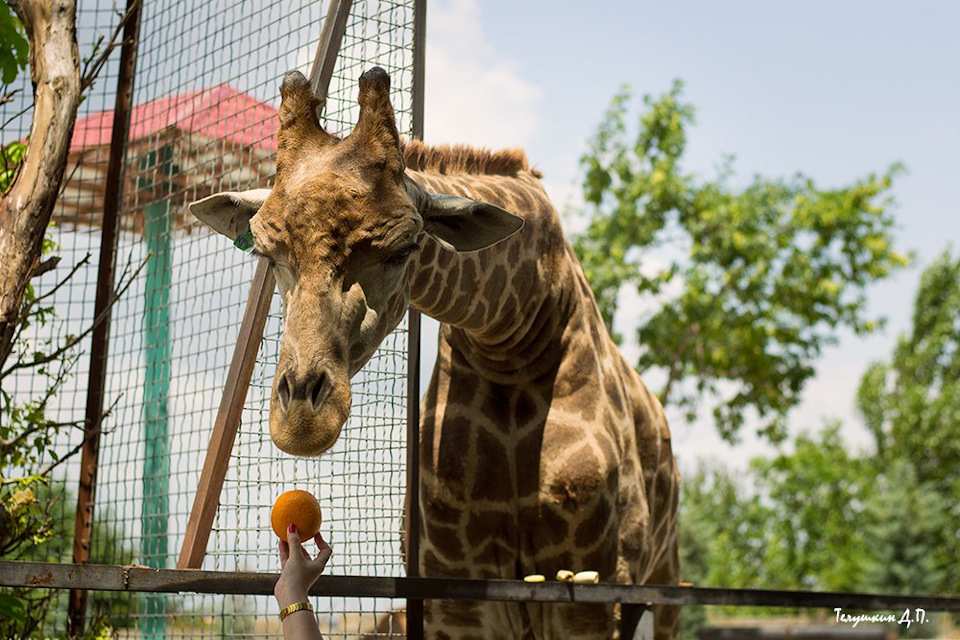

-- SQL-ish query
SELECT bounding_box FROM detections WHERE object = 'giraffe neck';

[407,169,583,382]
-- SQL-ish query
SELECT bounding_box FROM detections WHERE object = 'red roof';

[70,85,278,151]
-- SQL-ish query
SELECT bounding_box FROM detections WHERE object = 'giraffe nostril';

[304,373,330,413]
[276,375,292,414]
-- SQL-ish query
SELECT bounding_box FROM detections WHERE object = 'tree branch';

[18,253,91,324]
[79,0,139,94]
[1,253,148,378]
[0,0,81,368]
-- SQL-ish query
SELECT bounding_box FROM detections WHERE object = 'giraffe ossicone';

[191,67,680,639]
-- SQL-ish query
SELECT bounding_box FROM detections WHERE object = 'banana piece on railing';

[523,574,546,583]
[573,570,600,584]
[556,570,575,583]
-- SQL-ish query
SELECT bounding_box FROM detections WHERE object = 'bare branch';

[1,253,148,378]
[29,255,61,279]
[79,0,139,94]
[0,88,21,106]
[34,395,120,479]
[20,253,91,319]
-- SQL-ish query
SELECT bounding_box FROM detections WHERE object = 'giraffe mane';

[402,139,543,178]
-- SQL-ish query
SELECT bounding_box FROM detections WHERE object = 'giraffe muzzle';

[270,366,351,456]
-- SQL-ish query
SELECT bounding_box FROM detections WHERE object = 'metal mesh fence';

[2,0,416,637]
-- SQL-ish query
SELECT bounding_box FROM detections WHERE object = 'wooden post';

[68,0,143,634]
[176,0,356,570]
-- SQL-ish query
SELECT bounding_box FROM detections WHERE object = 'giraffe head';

[190,68,522,456]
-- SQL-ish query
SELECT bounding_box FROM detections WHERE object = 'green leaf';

[572,81,907,442]
[0,3,29,86]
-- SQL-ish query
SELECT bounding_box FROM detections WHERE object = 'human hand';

[274,524,333,608]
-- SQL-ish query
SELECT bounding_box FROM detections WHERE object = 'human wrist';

[274,584,309,609]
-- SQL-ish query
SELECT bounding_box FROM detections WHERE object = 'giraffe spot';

[540,422,590,466]
[520,503,568,549]
[412,269,432,296]
[472,537,516,570]
[574,494,614,548]
[449,358,480,391]
[478,250,489,272]
[419,238,437,264]
[425,272,444,304]
[593,428,619,473]
[479,389,510,431]
[514,389,540,427]
[436,245,453,268]
[423,521,464,561]
[422,492,462,526]
[437,600,484,628]
[507,236,521,266]
[482,264,507,306]
[434,416,473,492]
[459,257,477,288]
[515,426,545,490]
[471,430,513,502]
[603,372,626,415]
[465,508,515,549]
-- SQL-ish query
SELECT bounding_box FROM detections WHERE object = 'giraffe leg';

[527,602,615,640]
[646,541,681,640]
[424,599,528,639]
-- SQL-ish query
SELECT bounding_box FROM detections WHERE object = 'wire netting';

[2,0,417,637]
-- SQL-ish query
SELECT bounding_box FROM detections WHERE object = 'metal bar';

[309,0,354,113]
[9,562,960,612]
[176,0,356,570]
[141,195,172,639]
[406,0,427,637]
[68,0,143,634]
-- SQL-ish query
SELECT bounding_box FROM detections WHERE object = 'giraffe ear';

[418,193,524,252]
[189,189,271,240]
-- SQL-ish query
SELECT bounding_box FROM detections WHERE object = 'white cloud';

[423,0,542,150]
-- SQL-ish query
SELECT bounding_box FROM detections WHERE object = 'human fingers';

[278,539,290,567]
[285,524,305,560]
[313,533,333,565]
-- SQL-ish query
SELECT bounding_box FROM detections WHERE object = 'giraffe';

[190,68,680,639]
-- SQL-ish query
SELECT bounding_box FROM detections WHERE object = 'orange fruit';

[271,489,322,540]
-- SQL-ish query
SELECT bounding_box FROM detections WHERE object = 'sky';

[418,0,960,469]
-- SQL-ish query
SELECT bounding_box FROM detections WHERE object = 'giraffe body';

[408,155,679,639]
[190,68,679,639]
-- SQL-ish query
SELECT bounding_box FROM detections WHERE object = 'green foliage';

[0,481,135,638]
[0,2,28,86]
[680,425,872,598]
[748,423,873,592]
[860,460,949,595]
[0,232,131,635]
[679,254,960,631]
[574,82,907,442]
[1,139,27,193]
[856,248,960,593]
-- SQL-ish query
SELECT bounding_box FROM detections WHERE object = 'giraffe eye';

[383,242,421,266]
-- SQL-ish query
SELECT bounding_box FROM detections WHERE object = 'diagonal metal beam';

[176,0,355,571]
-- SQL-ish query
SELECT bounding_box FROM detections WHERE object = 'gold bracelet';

[279,601,314,621]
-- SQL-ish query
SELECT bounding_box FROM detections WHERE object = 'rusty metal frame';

[405,0,427,636]
[68,0,144,634]
[9,561,960,613]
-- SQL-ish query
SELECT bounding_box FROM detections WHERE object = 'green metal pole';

[141,193,171,639]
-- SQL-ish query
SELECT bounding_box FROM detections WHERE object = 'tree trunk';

[0,0,80,366]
